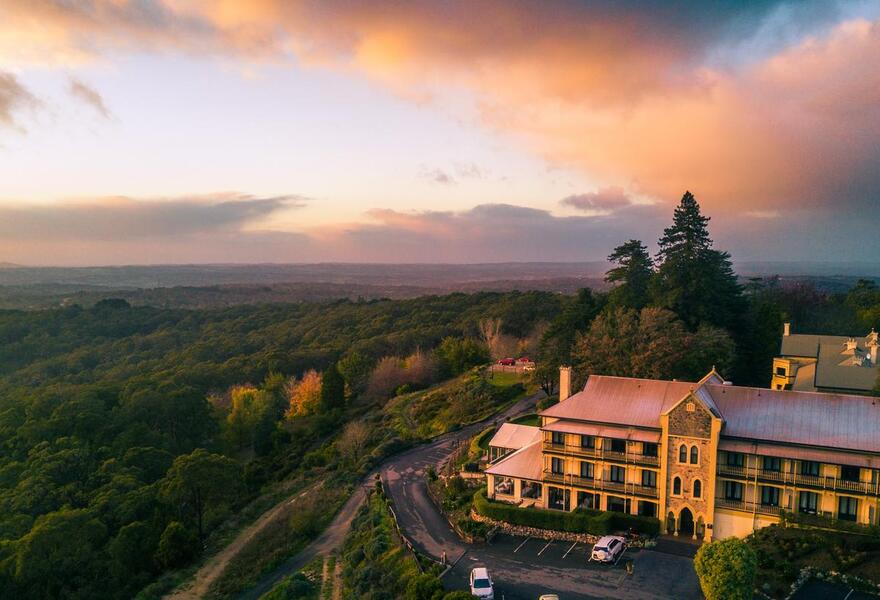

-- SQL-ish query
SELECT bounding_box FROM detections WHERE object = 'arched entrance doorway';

[679,508,695,537]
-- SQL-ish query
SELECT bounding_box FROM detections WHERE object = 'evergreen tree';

[651,191,744,329]
[320,363,346,412]
[606,239,653,309]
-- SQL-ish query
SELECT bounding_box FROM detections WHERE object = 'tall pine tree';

[651,191,744,329]
[606,239,653,309]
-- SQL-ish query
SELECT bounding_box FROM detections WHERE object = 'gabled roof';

[484,439,543,481]
[488,423,542,450]
[781,332,879,391]
[539,371,880,454]
[539,375,700,429]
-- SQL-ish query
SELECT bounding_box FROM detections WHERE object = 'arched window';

[679,444,687,463]
[690,446,699,465]
[693,479,702,498]
[673,476,681,495]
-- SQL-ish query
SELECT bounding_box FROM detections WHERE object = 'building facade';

[772,322,879,394]
[485,369,880,541]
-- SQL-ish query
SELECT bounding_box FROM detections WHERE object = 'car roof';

[595,535,624,544]
[472,567,489,577]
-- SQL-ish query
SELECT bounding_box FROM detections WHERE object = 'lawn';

[487,370,526,387]
[511,413,540,427]
[747,524,880,598]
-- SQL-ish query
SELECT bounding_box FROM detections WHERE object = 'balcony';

[717,465,880,496]
[542,471,659,498]
[715,497,784,517]
[541,442,660,466]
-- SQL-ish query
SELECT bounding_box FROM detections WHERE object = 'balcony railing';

[543,471,659,498]
[715,497,785,517]
[541,441,660,466]
[717,465,880,496]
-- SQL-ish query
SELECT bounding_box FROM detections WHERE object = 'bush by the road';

[694,537,757,600]
[473,489,659,536]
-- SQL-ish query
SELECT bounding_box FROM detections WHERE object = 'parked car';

[590,535,626,563]
[497,358,515,366]
[469,567,495,599]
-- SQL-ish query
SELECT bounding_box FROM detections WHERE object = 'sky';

[0,0,879,266]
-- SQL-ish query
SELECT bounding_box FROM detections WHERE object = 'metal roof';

[484,440,543,481]
[710,384,880,453]
[719,439,880,468]
[488,423,542,451]
[539,375,698,428]
[539,373,880,454]
[541,420,661,443]
[781,332,878,392]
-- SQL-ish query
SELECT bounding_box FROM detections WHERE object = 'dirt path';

[165,485,316,600]
[331,557,343,600]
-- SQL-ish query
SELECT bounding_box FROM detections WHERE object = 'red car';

[497,358,515,366]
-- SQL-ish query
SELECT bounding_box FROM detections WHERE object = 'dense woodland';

[1,193,879,599]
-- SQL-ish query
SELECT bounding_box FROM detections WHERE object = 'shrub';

[694,538,757,600]
[472,489,659,535]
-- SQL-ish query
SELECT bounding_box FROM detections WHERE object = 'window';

[841,465,861,482]
[551,431,565,446]
[679,444,688,463]
[775,366,787,376]
[641,469,657,488]
[607,496,628,513]
[801,461,820,477]
[548,487,567,510]
[838,496,858,522]
[763,456,781,472]
[610,439,626,453]
[761,486,780,507]
[642,442,658,457]
[724,481,743,501]
[551,457,564,475]
[610,465,626,483]
[576,491,598,509]
[638,501,657,517]
[673,476,682,495]
[690,446,699,465]
[579,461,594,479]
[798,491,819,514]
[580,435,595,449]
[726,452,744,467]
[693,479,702,498]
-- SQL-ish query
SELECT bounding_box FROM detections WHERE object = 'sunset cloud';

[0,71,38,130]
[68,78,112,118]
[0,1,877,264]
[0,193,303,241]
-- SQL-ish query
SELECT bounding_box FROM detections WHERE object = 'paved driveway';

[445,534,702,600]
[381,392,703,600]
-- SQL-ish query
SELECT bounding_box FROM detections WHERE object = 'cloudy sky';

[0,0,878,265]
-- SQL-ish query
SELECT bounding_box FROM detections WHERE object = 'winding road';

[235,393,540,600]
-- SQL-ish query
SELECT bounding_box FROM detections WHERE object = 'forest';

[1,193,879,599]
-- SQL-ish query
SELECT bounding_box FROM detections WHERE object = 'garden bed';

[472,488,660,537]
[747,523,880,598]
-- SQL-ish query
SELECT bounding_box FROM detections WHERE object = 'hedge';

[473,489,660,536]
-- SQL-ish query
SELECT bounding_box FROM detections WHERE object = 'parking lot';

[443,534,702,600]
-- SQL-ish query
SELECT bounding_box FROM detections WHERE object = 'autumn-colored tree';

[337,421,371,464]
[365,356,407,402]
[479,317,504,359]
[403,348,438,387]
[285,370,323,418]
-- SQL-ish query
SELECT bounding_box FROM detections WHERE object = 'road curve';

[236,393,540,600]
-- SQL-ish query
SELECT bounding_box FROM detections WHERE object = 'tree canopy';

[694,537,758,600]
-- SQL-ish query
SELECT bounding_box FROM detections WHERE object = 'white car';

[539,596,560,600]
[469,567,495,599]
[590,535,626,563]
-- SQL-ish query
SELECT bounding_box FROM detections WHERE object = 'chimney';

[783,322,791,337]
[559,366,572,402]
